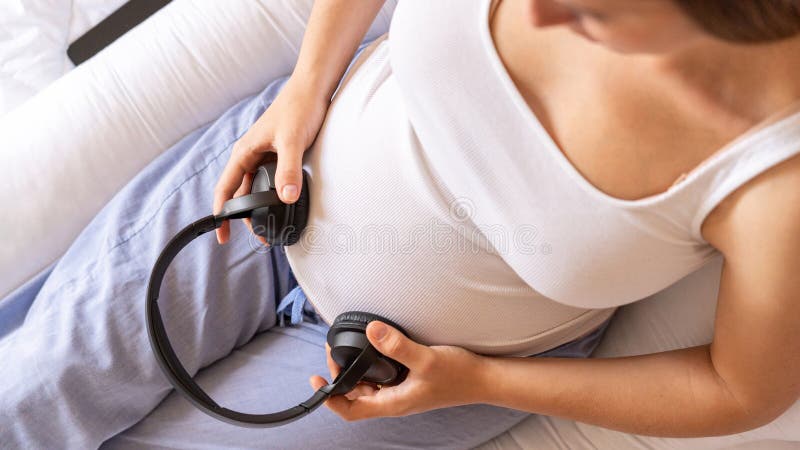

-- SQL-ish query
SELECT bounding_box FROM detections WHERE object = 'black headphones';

[146,162,409,427]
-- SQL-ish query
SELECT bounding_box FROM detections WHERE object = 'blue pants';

[0,77,611,449]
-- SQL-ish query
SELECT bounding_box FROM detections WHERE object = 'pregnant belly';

[285,41,611,356]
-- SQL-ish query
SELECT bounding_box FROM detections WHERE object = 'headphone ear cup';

[327,311,409,386]
[249,165,310,246]
[284,170,310,246]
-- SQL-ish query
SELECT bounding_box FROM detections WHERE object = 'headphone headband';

[146,164,407,427]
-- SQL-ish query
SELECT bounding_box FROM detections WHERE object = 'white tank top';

[286,0,800,356]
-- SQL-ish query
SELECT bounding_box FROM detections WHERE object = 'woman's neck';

[643,35,800,127]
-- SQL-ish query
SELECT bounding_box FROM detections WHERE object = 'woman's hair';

[674,0,800,43]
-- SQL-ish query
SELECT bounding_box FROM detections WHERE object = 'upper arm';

[702,153,800,426]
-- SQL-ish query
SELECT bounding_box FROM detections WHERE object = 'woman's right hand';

[213,76,329,244]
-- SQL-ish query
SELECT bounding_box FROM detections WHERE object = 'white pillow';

[0,0,127,116]
[0,0,397,300]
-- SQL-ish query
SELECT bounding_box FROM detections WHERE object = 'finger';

[215,221,231,246]
[309,375,360,412]
[213,161,243,244]
[352,393,391,418]
[243,218,268,247]
[366,321,433,371]
[234,172,254,198]
[234,173,268,246]
[309,376,374,398]
[214,141,270,244]
[325,343,341,379]
[344,382,379,400]
[333,390,396,421]
[217,171,255,246]
[309,376,394,421]
[309,375,328,391]
[273,141,305,204]
[243,217,253,234]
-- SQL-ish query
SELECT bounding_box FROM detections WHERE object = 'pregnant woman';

[2,0,799,448]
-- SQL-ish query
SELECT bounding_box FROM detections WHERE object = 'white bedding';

[0,0,127,116]
[1,1,798,448]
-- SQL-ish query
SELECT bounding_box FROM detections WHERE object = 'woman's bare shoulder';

[702,150,800,255]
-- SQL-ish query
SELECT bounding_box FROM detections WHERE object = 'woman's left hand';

[309,321,489,421]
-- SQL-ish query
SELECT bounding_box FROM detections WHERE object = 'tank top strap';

[684,109,800,243]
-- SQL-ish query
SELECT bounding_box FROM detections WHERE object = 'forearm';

[292,0,386,101]
[478,345,761,437]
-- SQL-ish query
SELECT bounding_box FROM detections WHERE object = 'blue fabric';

[0,75,614,450]
[0,262,54,339]
[276,286,319,327]
[0,76,298,449]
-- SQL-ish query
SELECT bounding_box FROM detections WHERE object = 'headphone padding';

[331,311,406,336]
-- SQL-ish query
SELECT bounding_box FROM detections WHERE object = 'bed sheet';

[0,0,126,116]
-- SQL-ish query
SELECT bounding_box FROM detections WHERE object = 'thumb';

[309,375,328,391]
[274,142,305,204]
[366,321,431,370]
